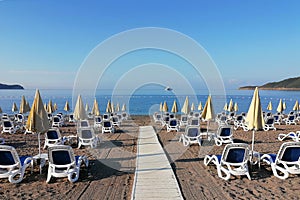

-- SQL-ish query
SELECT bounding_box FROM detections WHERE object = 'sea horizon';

[0,88,299,116]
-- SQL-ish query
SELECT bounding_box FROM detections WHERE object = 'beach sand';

[1,115,300,199]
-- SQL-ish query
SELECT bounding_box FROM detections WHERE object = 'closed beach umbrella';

[293,100,299,112]
[116,103,120,113]
[85,103,89,113]
[0,106,2,113]
[223,103,228,111]
[198,102,203,111]
[122,103,126,112]
[47,100,54,114]
[106,100,112,113]
[201,95,215,133]
[26,89,49,158]
[227,99,234,112]
[283,101,287,111]
[111,102,115,113]
[267,101,273,111]
[171,100,178,113]
[25,101,31,113]
[245,87,264,155]
[181,96,189,114]
[19,96,27,114]
[53,103,58,111]
[191,103,195,111]
[73,95,87,120]
[234,102,239,112]
[91,99,100,116]
[44,103,47,111]
[276,99,284,113]
[64,101,70,112]
[163,101,168,112]
[12,102,18,113]
[159,102,163,112]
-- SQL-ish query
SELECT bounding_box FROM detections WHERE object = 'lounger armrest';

[260,154,274,164]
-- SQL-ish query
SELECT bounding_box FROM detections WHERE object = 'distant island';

[239,77,300,91]
[0,83,24,90]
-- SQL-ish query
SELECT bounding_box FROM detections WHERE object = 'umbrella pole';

[251,130,255,162]
[38,132,41,157]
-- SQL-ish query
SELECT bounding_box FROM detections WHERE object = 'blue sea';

[0,89,300,116]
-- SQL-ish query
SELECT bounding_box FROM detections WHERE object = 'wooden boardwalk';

[131,126,183,200]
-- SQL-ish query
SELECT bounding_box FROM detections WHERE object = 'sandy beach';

[1,115,300,199]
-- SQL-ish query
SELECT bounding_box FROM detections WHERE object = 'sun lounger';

[167,118,180,132]
[214,125,234,146]
[263,117,276,131]
[0,145,33,183]
[102,120,114,133]
[44,128,67,149]
[261,142,300,179]
[204,143,251,180]
[278,131,300,142]
[46,145,88,183]
[1,120,18,134]
[179,125,202,146]
[283,115,297,125]
[77,128,100,149]
[180,115,188,126]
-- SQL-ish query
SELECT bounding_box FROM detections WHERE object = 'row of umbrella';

[223,99,239,112]
[267,99,300,113]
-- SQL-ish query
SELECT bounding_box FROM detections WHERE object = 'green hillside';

[261,77,300,88]
[239,77,300,90]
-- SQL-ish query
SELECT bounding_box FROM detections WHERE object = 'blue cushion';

[220,128,231,136]
[187,128,199,137]
[226,148,245,163]
[282,147,300,162]
[268,154,277,162]
[19,156,30,166]
[52,151,71,165]
[47,130,59,139]
[0,151,15,165]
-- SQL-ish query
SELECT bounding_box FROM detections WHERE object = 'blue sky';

[0,0,299,90]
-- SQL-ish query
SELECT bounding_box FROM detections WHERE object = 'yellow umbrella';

[159,102,163,112]
[234,102,239,112]
[12,102,18,113]
[26,89,49,157]
[111,102,115,113]
[202,95,215,120]
[191,102,195,111]
[283,101,286,111]
[25,101,31,113]
[53,103,58,111]
[106,100,112,113]
[293,100,299,112]
[64,101,70,112]
[73,95,87,120]
[85,103,89,112]
[181,96,189,114]
[223,103,228,111]
[19,96,27,114]
[227,99,234,112]
[171,100,178,113]
[47,100,54,114]
[201,95,215,133]
[163,101,168,112]
[122,103,126,112]
[44,103,47,111]
[116,103,120,113]
[198,102,203,111]
[276,99,284,113]
[91,99,101,116]
[267,101,273,111]
[245,87,265,154]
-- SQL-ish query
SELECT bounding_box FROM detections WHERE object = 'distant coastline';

[0,83,24,90]
[239,76,300,91]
